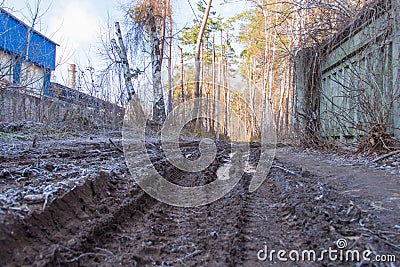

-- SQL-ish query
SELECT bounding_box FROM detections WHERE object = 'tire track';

[3,140,390,266]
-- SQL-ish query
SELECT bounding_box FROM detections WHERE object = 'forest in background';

[4,0,398,150]
[102,0,368,141]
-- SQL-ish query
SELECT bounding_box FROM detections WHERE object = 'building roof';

[0,7,58,70]
[0,7,58,46]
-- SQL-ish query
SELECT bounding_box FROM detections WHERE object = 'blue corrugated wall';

[0,9,56,70]
[0,8,57,95]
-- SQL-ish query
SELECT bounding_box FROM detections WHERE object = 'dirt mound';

[1,171,104,264]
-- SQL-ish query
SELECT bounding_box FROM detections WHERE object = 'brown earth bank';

[0,128,399,266]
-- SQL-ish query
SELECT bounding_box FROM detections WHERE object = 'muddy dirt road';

[0,134,399,266]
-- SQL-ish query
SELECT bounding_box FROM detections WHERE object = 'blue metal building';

[0,7,57,96]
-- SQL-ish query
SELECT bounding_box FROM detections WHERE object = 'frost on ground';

[0,121,399,266]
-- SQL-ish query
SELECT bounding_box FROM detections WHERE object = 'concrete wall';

[0,86,123,129]
[393,0,400,138]
[294,0,400,142]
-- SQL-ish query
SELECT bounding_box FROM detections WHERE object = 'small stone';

[23,194,43,204]
[210,230,218,239]
[22,168,31,177]
[0,169,10,178]
[43,163,55,172]
[67,238,76,246]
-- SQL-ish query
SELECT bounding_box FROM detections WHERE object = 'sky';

[2,0,251,85]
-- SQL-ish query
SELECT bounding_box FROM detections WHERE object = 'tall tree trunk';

[178,46,185,123]
[211,34,216,133]
[216,29,223,140]
[224,32,229,136]
[261,7,268,135]
[225,63,229,136]
[194,0,213,126]
[148,5,166,124]
[159,0,168,69]
[267,13,277,130]
[112,22,136,101]
[199,43,205,129]
[167,0,173,113]
[249,57,255,139]
[178,46,185,104]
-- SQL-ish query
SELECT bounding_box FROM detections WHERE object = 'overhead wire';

[187,0,200,23]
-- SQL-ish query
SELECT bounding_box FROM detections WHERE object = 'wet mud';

[0,137,399,266]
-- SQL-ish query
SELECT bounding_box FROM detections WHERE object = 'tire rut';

[3,141,397,266]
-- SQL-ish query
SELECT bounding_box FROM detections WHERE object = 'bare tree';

[147,5,166,124]
[111,22,137,101]
[166,0,173,113]
[193,0,213,122]
[127,0,174,124]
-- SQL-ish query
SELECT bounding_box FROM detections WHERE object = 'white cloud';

[49,0,103,49]
[45,0,109,82]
